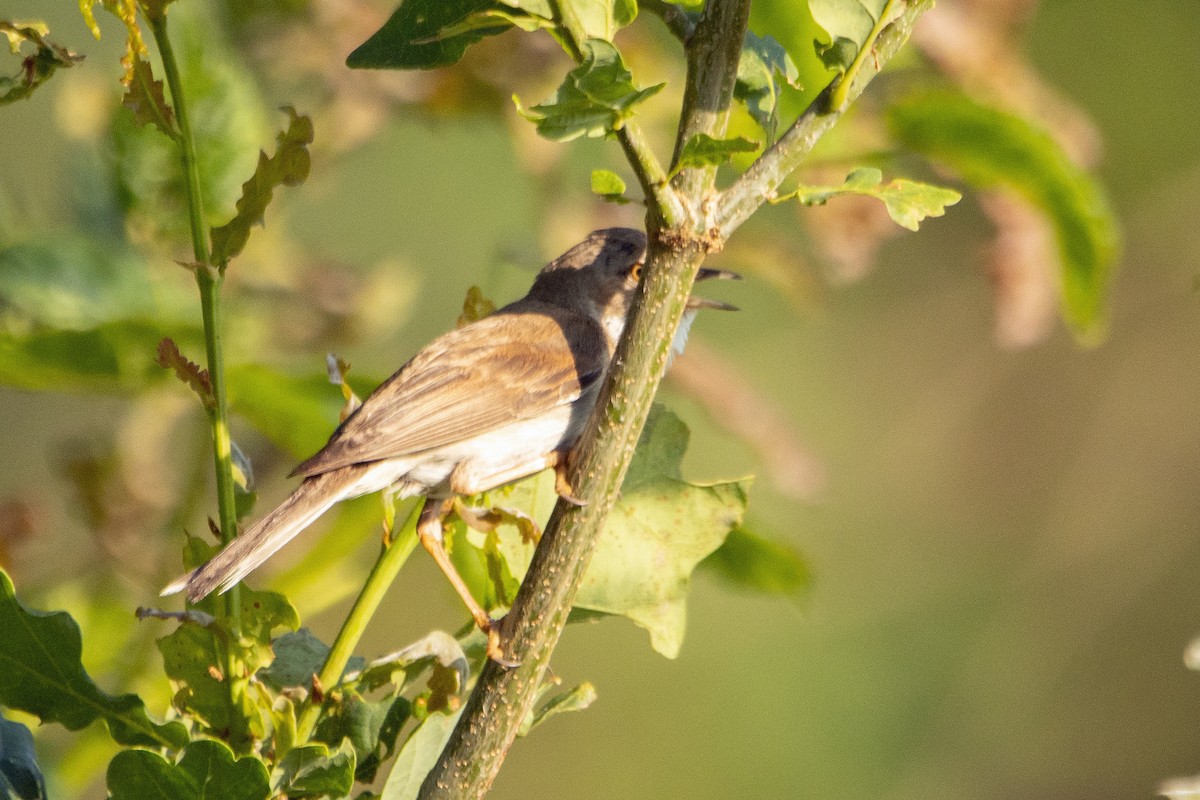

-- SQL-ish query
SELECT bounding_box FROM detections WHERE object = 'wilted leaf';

[735,30,800,139]
[0,711,46,800]
[273,741,355,798]
[346,0,507,71]
[121,57,175,137]
[888,91,1120,341]
[380,709,462,800]
[0,20,82,105]
[515,38,664,142]
[210,107,313,267]
[673,133,760,176]
[779,167,961,231]
[107,740,270,800]
[0,570,187,749]
[156,337,214,409]
[700,527,809,600]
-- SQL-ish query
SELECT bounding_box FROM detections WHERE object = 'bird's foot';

[482,615,520,668]
[452,498,542,545]
[553,460,587,507]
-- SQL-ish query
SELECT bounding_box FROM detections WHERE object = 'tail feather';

[162,469,363,603]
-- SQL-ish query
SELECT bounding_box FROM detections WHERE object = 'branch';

[642,0,697,45]
[715,0,934,240]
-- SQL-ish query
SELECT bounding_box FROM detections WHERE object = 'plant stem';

[295,503,421,743]
[147,11,242,638]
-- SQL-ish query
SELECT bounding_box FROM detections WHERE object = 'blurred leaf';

[888,91,1121,340]
[0,20,82,105]
[0,570,187,749]
[107,740,270,800]
[210,107,313,267]
[808,0,889,72]
[313,693,410,784]
[496,406,750,657]
[515,39,664,142]
[735,30,800,139]
[380,709,462,800]
[0,711,46,800]
[273,741,355,798]
[456,286,496,328]
[346,0,508,71]
[673,133,760,176]
[122,57,176,137]
[260,628,365,689]
[700,527,810,599]
[518,681,597,736]
[779,167,961,231]
[0,321,178,393]
[590,168,629,202]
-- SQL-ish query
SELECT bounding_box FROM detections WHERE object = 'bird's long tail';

[162,468,362,603]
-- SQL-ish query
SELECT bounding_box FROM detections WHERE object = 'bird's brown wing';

[291,305,607,477]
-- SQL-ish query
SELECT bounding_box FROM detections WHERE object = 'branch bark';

[418,2,934,797]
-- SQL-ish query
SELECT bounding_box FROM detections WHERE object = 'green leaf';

[380,709,462,800]
[515,38,664,142]
[107,740,270,800]
[346,0,507,70]
[496,406,750,657]
[122,57,177,137]
[0,21,82,105]
[260,628,366,689]
[590,168,629,202]
[887,91,1121,341]
[0,570,187,750]
[272,741,355,798]
[735,31,800,139]
[518,681,597,736]
[555,0,638,43]
[700,527,810,600]
[779,167,961,231]
[0,711,46,800]
[313,692,411,784]
[808,0,889,72]
[673,133,760,176]
[210,107,313,267]
[0,321,181,394]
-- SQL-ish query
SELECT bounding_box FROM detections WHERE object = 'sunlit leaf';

[210,107,313,267]
[273,741,355,798]
[590,168,629,203]
[106,740,270,800]
[380,709,462,800]
[346,0,506,70]
[518,681,597,736]
[778,167,961,231]
[673,133,760,176]
[808,0,889,72]
[888,90,1120,341]
[515,38,664,142]
[735,30,800,139]
[0,570,187,750]
[0,20,83,105]
[555,0,637,43]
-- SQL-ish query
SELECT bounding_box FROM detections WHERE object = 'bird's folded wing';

[291,308,606,477]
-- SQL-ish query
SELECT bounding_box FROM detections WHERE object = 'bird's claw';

[483,616,520,668]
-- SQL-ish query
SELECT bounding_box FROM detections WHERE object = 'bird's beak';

[687,267,741,311]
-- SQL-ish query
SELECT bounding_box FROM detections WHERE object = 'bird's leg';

[417,497,517,666]
[452,498,541,544]
[548,449,586,507]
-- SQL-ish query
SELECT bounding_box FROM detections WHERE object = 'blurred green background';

[2,1,1199,798]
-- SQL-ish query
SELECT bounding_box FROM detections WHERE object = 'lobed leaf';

[779,166,961,231]
[673,133,760,176]
[106,740,270,800]
[272,741,355,798]
[0,570,187,750]
[209,107,313,267]
[0,20,83,105]
[121,57,176,137]
[515,38,664,142]
[887,91,1121,341]
[156,337,214,409]
[346,0,507,71]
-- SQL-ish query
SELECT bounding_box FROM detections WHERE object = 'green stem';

[829,0,900,112]
[295,502,422,743]
[146,11,242,637]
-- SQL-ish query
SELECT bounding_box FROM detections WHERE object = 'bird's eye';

[629,262,642,282]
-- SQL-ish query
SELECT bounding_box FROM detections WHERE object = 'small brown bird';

[164,227,737,659]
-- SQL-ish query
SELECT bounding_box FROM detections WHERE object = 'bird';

[164,227,738,661]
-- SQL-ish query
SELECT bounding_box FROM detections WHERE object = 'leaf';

[590,168,627,199]
[0,711,46,800]
[0,21,82,105]
[0,321,180,394]
[673,134,760,176]
[518,681,597,736]
[260,628,365,690]
[554,0,638,43]
[156,337,214,409]
[495,406,750,657]
[210,107,313,267]
[272,741,355,798]
[346,0,507,70]
[121,57,176,137]
[808,0,890,72]
[0,570,187,749]
[380,709,462,800]
[699,527,810,600]
[515,38,664,142]
[456,286,496,328]
[779,167,961,231]
[734,30,801,139]
[313,693,411,784]
[887,91,1121,341]
[107,740,270,800]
